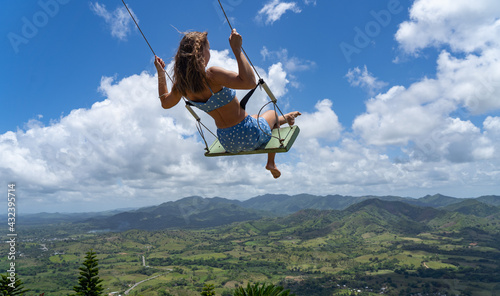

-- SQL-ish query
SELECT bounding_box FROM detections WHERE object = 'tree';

[0,274,30,296]
[233,282,295,296]
[201,283,215,296]
[73,249,104,296]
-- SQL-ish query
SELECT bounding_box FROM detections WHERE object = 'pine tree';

[233,282,295,296]
[0,273,30,296]
[73,249,104,296]
[201,283,215,296]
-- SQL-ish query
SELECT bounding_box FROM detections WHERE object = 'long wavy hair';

[173,31,209,97]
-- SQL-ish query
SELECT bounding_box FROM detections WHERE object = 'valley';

[2,194,500,295]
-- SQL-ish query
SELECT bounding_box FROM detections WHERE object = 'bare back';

[184,69,249,129]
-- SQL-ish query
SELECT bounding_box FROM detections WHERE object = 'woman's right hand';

[154,55,166,73]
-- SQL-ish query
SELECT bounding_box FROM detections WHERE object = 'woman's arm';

[208,29,256,89]
[230,29,256,88]
[155,56,182,109]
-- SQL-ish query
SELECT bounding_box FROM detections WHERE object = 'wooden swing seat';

[204,125,300,157]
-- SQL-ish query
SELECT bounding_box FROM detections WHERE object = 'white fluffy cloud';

[436,50,500,114]
[90,2,135,40]
[256,0,302,25]
[295,99,342,142]
[394,0,500,116]
[396,0,500,54]
[346,66,388,96]
[484,116,500,134]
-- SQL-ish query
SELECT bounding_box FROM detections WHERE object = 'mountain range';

[20,193,500,232]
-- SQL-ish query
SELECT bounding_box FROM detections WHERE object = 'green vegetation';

[1,195,499,295]
[0,273,30,295]
[201,283,216,296]
[73,249,104,296]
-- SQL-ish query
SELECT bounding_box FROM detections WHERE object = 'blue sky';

[2,0,500,213]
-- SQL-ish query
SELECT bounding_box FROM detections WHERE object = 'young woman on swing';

[154,29,301,178]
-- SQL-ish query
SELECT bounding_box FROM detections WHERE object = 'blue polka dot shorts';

[217,115,272,153]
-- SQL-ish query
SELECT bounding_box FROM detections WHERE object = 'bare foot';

[284,111,301,126]
[266,164,281,179]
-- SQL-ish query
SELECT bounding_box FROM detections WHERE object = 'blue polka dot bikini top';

[188,86,236,113]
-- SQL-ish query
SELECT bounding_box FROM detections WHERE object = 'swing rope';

[121,0,156,56]
[217,0,286,144]
[216,0,262,81]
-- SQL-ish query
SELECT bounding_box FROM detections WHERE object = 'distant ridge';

[18,208,137,225]
[345,198,442,222]
[85,196,264,231]
[443,199,500,217]
[240,193,406,214]
[404,193,461,208]
[477,195,500,207]
[241,193,500,214]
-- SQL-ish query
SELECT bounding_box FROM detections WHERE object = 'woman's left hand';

[229,29,242,52]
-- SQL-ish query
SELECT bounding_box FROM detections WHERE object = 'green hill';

[87,196,267,231]
[240,193,407,214]
[443,199,500,217]
[226,199,444,240]
[342,199,440,235]
[476,195,500,207]
[405,193,461,208]
[249,198,498,239]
